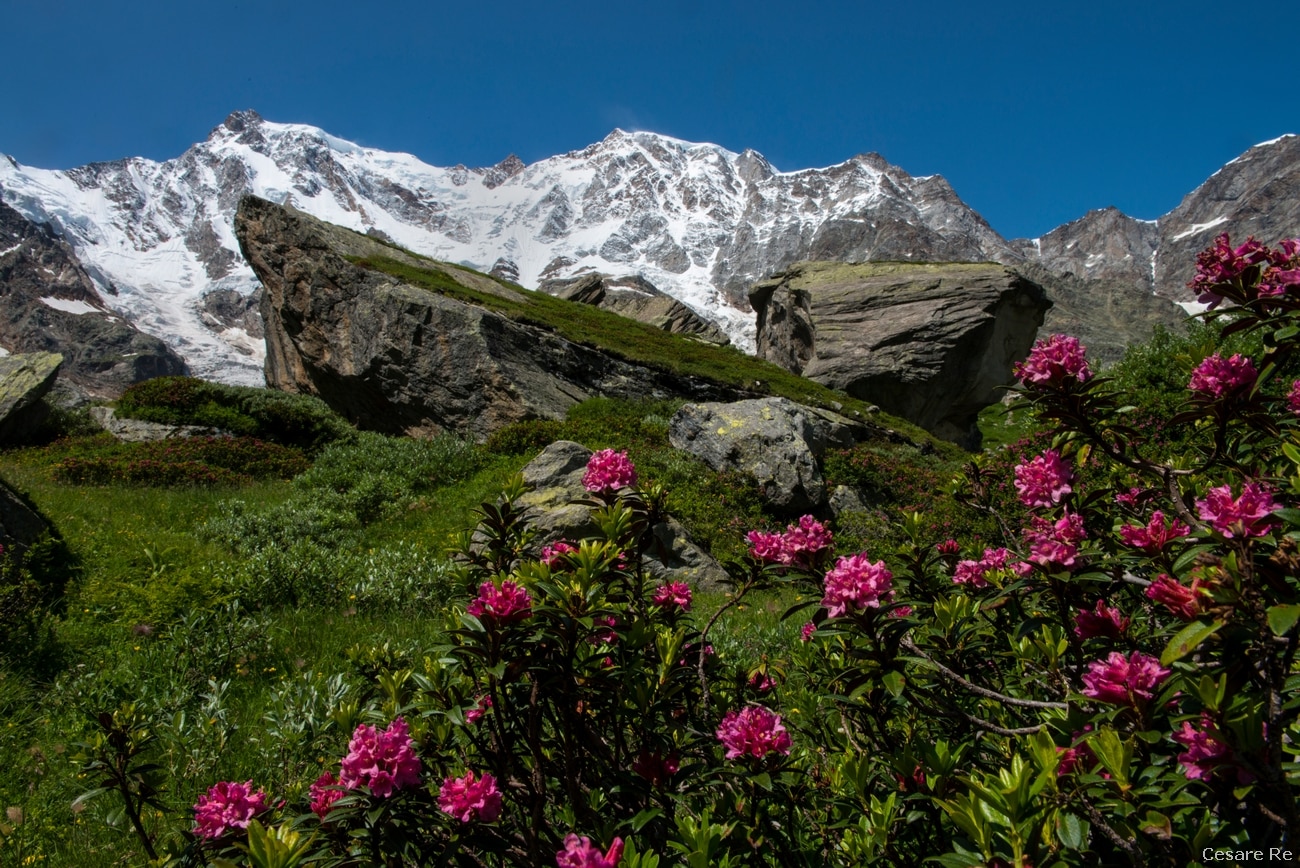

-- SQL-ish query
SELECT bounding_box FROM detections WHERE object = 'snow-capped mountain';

[0,110,1014,383]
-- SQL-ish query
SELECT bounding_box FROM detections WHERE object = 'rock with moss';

[539,274,731,345]
[0,352,63,444]
[517,440,728,588]
[749,261,1050,449]
[667,397,862,515]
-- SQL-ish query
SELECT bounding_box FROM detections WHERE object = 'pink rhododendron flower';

[651,582,692,610]
[935,538,961,555]
[557,834,624,868]
[339,718,422,798]
[716,705,792,759]
[1145,574,1202,621]
[438,770,502,823]
[1014,449,1075,508]
[1073,600,1129,640]
[1188,353,1257,399]
[309,772,344,820]
[589,615,618,646]
[1056,727,1096,776]
[582,449,637,493]
[890,605,913,618]
[466,695,493,725]
[1189,233,1278,307]
[467,580,533,624]
[193,780,269,839]
[1081,651,1170,707]
[799,622,816,642]
[746,516,832,568]
[1014,334,1092,386]
[541,541,578,568]
[746,530,788,563]
[631,750,679,786]
[953,547,1031,588]
[1115,487,1149,508]
[1118,510,1190,554]
[822,554,893,617]
[1289,380,1300,416]
[1196,483,1280,539]
[1172,715,1232,782]
[748,671,776,692]
[1024,513,1087,569]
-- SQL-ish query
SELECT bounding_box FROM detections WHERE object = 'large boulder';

[0,351,62,444]
[749,261,1051,449]
[237,196,747,438]
[517,441,728,589]
[0,476,51,554]
[667,397,862,515]
[539,274,731,345]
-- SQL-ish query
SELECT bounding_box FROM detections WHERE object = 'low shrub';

[50,437,309,487]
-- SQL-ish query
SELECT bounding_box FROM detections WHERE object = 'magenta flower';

[557,834,625,868]
[1014,449,1075,509]
[1145,574,1202,621]
[1289,380,1300,416]
[1189,233,1277,307]
[1014,334,1092,386]
[438,770,502,823]
[1073,600,1129,640]
[1118,510,1190,554]
[1081,651,1170,707]
[1173,715,1233,781]
[339,718,422,798]
[651,582,692,611]
[890,605,913,618]
[822,554,893,617]
[953,547,1031,588]
[541,541,578,568]
[309,772,344,820]
[746,515,832,568]
[716,705,792,759]
[1023,512,1087,569]
[193,780,269,839]
[1195,482,1280,538]
[935,538,961,555]
[799,622,816,642]
[1056,727,1096,776]
[465,695,493,725]
[631,750,679,786]
[589,614,618,646]
[1188,353,1257,399]
[1115,487,1149,508]
[746,530,787,563]
[582,449,637,493]
[748,671,776,692]
[467,580,533,624]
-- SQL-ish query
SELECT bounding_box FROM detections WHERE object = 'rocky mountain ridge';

[1,114,1294,381]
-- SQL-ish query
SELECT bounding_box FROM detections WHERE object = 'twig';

[901,637,1068,710]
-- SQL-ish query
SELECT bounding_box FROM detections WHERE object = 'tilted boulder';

[237,196,746,438]
[539,274,731,345]
[668,397,863,515]
[517,440,728,589]
[749,261,1050,449]
[0,352,62,445]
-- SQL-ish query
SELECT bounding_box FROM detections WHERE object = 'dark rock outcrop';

[0,352,62,444]
[539,273,730,345]
[237,196,749,438]
[667,397,863,515]
[0,476,50,554]
[750,261,1050,448]
[0,198,186,397]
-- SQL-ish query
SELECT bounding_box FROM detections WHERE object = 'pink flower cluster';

[557,834,624,868]
[1195,482,1280,539]
[466,695,493,725]
[935,538,961,556]
[1056,727,1096,776]
[339,718,422,798]
[1173,715,1232,782]
[193,780,269,839]
[309,772,344,820]
[821,554,893,617]
[716,705,792,759]
[952,547,1031,589]
[748,671,776,692]
[631,750,680,786]
[467,580,533,624]
[799,622,816,642]
[1014,334,1092,387]
[1023,512,1087,569]
[438,770,502,823]
[1081,651,1170,708]
[541,541,578,568]
[1289,380,1300,416]
[1188,353,1257,399]
[1145,574,1205,621]
[1014,449,1074,508]
[746,515,833,568]
[1073,600,1129,640]
[1189,233,1300,307]
[651,581,692,610]
[582,449,637,494]
[1118,510,1190,554]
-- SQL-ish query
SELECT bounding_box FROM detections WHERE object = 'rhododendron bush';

[119,236,1300,865]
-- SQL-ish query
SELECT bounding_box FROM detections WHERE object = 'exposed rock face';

[518,441,728,588]
[750,262,1051,448]
[88,406,229,443]
[667,397,863,515]
[0,476,50,554]
[539,274,730,345]
[0,352,62,444]
[0,198,187,397]
[237,196,748,438]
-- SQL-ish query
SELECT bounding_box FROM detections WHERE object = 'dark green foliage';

[115,376,355,453]
[0,534,74,657]
[50,436,310,487]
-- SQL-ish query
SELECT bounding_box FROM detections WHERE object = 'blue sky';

[4,0,1292,239]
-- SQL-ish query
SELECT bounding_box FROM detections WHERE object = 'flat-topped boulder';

[0,352,62,445]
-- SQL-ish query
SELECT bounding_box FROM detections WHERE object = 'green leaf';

[1268,604,1300,637]
[1274,508,1300,527]
[630,808,663,832]
[1056,812,1088,850]
[1273,325,1299,342]
[1172,544,1217,574]
[882,670,905,698]
[1161,620,1223,666]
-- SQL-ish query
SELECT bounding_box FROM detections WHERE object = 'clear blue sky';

[4,0,1292,240]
